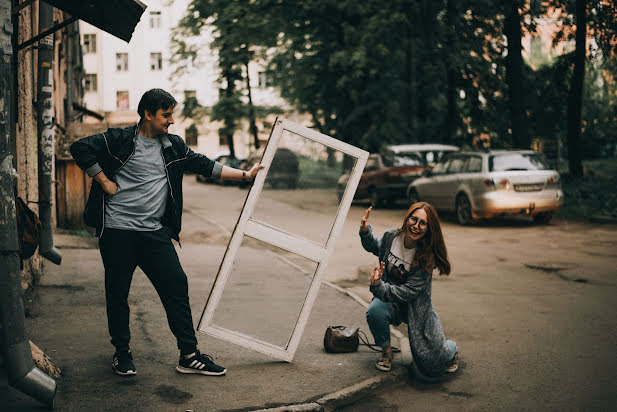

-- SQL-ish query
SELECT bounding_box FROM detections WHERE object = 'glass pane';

[252,129,357,246]
[212,236,318,349]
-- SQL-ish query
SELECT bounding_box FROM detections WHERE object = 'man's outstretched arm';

[220,163,264,182]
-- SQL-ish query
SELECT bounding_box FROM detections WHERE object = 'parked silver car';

[406,150,563,224]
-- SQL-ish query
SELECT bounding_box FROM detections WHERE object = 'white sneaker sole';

[176,365,226,376]
[113,367,136,376]
[375,364,392,372]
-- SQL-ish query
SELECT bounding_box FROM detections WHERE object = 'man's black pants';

[99,227,198,355]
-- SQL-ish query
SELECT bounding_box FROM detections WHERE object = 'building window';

[258,71,272,88]
[150,52,162,71]
[116,53,128,71]
[219,132,227,146]
[116,91,129,110]
[149,11,161,29]
[83,33,96,54]
[84,73,97,92]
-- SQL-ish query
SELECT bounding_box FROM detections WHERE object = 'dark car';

[245,147,300,189]
[337,144,459,206]
[196,153,246,185]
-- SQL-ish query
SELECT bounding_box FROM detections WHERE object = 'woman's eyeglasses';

[408,215,427,229]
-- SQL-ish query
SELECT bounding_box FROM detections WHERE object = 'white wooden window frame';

[197,118,368,362]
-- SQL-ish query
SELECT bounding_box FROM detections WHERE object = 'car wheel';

[408,189,420,204]
[532,212,553,224]
[456,194,473,225]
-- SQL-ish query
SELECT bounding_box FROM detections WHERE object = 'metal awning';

[14,0,146,48]
[44,0,147,42]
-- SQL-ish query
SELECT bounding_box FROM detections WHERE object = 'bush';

[558,159,617,219]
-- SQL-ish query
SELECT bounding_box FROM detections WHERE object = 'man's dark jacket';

[69,124,218,240]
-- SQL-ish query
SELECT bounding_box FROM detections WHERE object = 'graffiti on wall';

[40,92,53,176]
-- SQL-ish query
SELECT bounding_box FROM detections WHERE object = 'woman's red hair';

[399,202,451,275]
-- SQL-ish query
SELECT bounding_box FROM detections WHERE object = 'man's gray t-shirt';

[104,134,169,231]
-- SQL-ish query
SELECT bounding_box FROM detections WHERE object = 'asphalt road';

[185,178,617,410]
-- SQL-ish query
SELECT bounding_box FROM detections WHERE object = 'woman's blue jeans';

[366,298,458,359]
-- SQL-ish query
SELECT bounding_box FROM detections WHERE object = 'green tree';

[264,0,532,151]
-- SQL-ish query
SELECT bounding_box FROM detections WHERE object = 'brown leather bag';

[323,326,360,353]
[323,325,401,354]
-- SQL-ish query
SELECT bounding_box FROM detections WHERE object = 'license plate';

[514,183,544,192]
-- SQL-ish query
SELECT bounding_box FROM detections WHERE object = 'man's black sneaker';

[112,350,136,376]
[176,350,226,376]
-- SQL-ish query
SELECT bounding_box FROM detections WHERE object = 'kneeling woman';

[359,202,458,376]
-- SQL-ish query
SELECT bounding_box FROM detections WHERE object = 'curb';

[251,369,406,412]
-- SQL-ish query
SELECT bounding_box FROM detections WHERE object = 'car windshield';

[382,153,425,167]
[489,153,550,171]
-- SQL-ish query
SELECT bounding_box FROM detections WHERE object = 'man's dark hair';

[137,88,177,118]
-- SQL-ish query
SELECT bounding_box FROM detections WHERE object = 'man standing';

[70,88,262,376]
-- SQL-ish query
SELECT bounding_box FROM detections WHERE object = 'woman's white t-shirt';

[385,233,416,283]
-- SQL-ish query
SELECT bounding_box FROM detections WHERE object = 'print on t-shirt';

[385,233,416,284]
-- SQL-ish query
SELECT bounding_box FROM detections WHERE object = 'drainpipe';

[37,1,61,264]
[0,0,56,408]
[65,19,72,122]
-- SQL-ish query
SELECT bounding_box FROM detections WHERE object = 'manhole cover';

[524,262,577,272]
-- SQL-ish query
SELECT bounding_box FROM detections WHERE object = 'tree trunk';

[566,0,586,178]
[244,63,259,151]
[445,0,457,144]
[504,1,528,149]
[416,0,431,143]
[223,70,236,158]
[405,7,415,142]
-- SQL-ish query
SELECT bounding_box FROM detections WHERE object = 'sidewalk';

[3,214,409,411]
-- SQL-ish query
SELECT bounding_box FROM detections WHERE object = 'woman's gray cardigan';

[360,225,452,376]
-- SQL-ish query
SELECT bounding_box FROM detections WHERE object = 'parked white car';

[407,150,563,224]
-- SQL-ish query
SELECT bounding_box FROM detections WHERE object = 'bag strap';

[358,330,400,353]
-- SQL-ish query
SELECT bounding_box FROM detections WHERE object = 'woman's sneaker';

[446,353,459,373]
[376,350,393,372]
[112,350,136,376]
[176,350,227,376]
